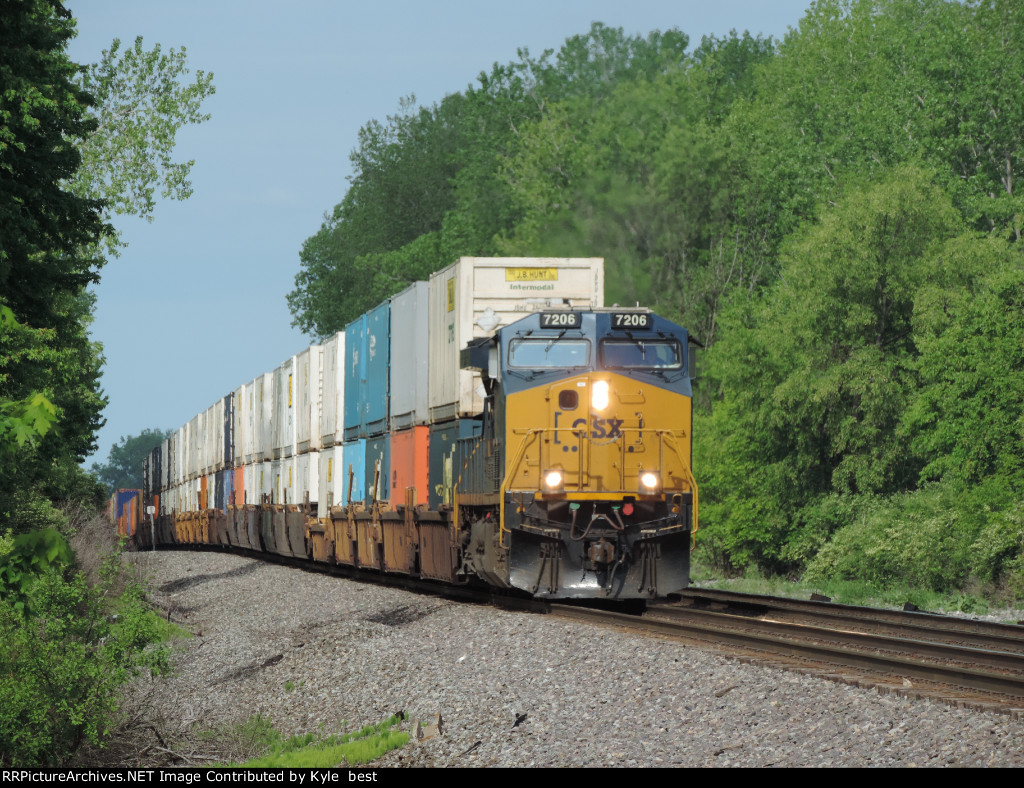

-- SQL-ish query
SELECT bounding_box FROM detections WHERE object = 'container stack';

[142,257,603,535]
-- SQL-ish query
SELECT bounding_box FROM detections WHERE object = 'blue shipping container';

[363,300,390,437]
[428,419,482,508]
[341,439,366,508]
[343,315,367,442]
[364,434,390,505]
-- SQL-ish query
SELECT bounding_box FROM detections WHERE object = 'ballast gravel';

[130,550,1024,768]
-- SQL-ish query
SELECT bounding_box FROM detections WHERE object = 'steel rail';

[549,603,1024,704]
[669,588,1024,659]
[675,587,1024,643]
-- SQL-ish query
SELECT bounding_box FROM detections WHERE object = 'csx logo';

[553,412,623,452]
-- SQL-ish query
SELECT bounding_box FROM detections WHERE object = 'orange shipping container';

[389,427,429,508]
[234,467,245,506]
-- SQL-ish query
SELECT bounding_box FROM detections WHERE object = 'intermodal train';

[131,257,698,599]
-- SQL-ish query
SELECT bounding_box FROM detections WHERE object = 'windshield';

[600,339,682,370]
[508,338,590,368]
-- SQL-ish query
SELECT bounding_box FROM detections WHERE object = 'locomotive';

[136,258,698,600]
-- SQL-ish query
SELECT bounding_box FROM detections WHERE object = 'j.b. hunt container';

[428,257,604,422]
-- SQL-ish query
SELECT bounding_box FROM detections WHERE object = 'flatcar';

[137,259,697,600]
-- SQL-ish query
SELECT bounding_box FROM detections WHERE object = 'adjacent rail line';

[547,588,1024,717]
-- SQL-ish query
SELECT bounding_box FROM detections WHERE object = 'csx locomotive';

[457,307,697,598]
[134,261,697,600]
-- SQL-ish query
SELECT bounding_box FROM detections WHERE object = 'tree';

[697,166,964,570]
[0,0,106,527]
[72,35,216,252]
[0,1,214,530]
[90,428,172,495]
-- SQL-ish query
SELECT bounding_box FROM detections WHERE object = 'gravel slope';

[129,549,1024,768]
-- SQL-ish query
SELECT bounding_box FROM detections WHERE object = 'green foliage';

[0,545,170,766]
[90,427,172,495]
[73,35,215,253]
[803,482,1024,600]
[288,4,1024,593]
[0,3,214,531]
[221,714,409,769]
[0,528,73,614]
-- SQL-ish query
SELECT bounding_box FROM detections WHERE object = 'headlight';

[639,471,661,493]
[592,380,610,411]
[542,469,564,492]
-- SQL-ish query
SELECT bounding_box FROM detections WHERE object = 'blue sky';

[65,0,812,466]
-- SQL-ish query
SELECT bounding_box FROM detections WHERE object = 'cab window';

[600,339,682,369]
[508,339,590,368]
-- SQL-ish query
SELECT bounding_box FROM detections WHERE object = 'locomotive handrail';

[660,431,699,535]
[499,428,544,547]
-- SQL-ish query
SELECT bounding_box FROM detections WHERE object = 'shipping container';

[255,461,274,505]
[365,434,389,505]
[295,344,323,454]
[316,445,344,518]
[389,426,429,508]
[242,381,255,463]
[428,419,482,508]
[343,315,366,442]
[390,282,429,430]
[428,257,604,422]
[341,439,366,508]
[364,300,390,437]
[243,464,257,506]
[320,331,346,448]
[233,385,246,467]
[273,357,296,459]
[174,425,186,485]
[343,301,390,439]
[252,373,274,461]
[295,451,319,508]
[233,466,245,506]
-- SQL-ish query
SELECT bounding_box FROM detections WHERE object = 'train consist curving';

[133,257,698,599]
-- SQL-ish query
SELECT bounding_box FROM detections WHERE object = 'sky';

[65,0,813,466]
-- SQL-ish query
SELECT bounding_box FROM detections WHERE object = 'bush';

[0,539,169,766]
[803,483,1024,596]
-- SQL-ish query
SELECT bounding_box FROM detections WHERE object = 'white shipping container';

[187,415,201,480]
[252,461,272,505]
[320,332,345,447]
[160,438,171,492]
[201,401,221,475]
[316,445,344,518]
[296,345,323,454]
[295,452,319,508]
[233,386,246,466]
[428,257,604,421]
[273,358,296,459]
[271,459,284,505]
[174,426,186,485]
[242,464,255,505]
[243,381,255,463]
[252,372,274,460]
[390,281,429,430]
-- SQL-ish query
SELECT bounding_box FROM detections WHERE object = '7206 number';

[541,312,581,327]
[612,312,651,329]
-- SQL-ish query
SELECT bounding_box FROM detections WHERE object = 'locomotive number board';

[540,312,581,328]
[611,312,652,329]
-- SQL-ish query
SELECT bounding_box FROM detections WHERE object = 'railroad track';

[548,587,1024,718]
[157,545,1024,716]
